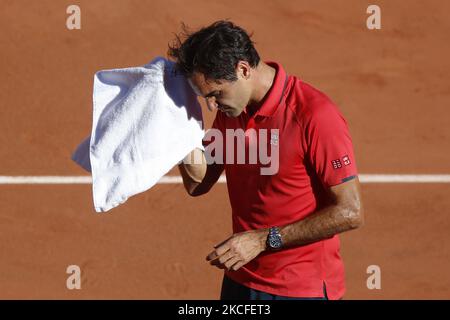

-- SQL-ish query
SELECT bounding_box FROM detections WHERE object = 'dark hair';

[168,20,260,81]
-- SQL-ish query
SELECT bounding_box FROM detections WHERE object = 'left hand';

[206,229,269,272]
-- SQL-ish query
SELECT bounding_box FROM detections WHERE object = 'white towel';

[72,56,204,212]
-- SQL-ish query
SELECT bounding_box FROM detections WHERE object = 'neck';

[247,62,276,112]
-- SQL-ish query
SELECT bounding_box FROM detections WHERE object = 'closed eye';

[205,90,222,99]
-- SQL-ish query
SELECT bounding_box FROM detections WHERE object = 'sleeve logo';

[332,155,351,170]
[331,159,342,169]
[342,155,351,166]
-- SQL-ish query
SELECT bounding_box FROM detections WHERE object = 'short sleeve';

[304,101,358,187]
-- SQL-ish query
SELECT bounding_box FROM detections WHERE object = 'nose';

[205,96,218,111]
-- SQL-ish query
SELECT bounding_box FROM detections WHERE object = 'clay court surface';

[1,0,450,299]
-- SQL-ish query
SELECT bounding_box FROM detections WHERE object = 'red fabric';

[202,62,358,299]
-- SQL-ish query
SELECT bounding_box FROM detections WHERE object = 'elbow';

[185,182,207,197]
[340,199,364,230]
[347,203,365,230]
[185,183,199,197]
[188,187,203,197]
[349,211,364,229]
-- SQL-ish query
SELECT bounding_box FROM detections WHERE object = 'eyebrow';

[204,90,220,98]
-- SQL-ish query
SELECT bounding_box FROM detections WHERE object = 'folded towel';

[71,56,204,212]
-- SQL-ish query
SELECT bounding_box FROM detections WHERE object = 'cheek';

[237,87,251,105]
[223,85,250,109]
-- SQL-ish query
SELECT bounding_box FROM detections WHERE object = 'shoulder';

[285,77,345,127]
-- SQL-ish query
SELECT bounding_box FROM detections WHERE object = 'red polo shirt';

[203,62,358,300]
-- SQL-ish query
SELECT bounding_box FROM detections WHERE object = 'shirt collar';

[244,61,288,118]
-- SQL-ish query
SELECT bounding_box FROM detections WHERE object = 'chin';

[225,109,240,118]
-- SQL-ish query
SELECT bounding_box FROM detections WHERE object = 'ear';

[236,61,251,80]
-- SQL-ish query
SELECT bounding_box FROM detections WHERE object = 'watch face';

[269,236,282,249]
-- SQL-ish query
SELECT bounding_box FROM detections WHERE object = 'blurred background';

[0,0,449,299]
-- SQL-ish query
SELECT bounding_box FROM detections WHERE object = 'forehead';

[189,72,226,97]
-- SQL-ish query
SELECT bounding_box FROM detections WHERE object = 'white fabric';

[72,57,204,212]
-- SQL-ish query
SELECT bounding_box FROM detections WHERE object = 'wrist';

[265,226,283,251]
[259,228,270,252]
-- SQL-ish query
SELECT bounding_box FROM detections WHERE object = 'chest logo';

[270,133,279,146]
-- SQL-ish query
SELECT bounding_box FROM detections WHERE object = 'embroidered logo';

[331,159,342,169]
[342,155,351,166]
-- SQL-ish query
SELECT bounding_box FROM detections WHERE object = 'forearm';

[273,203,363,249]
[208,179,364,272]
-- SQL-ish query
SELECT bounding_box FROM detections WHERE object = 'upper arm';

[303,99,363,226]
[305,100,358,188]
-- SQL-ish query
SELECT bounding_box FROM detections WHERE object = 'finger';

[214,264,227,270]
[224,257,241,270]
[207,239,231,261]
[206,250,216,261]
[230,261,246,272]
[214,237,231,249]
[206,245,230,261]
[210,251,234,266]
[205,98,217,112]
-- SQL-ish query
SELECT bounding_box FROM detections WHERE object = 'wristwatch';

[266,226,283,250]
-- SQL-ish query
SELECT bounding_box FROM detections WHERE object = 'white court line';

[1,175,450,184]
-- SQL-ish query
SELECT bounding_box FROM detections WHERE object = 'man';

[169,20,364,300]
